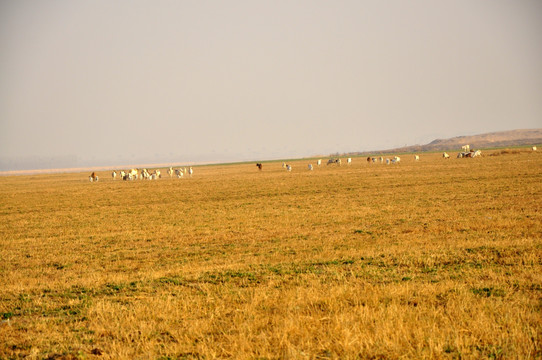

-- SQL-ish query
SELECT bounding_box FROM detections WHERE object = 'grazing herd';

[443,145,484,159]
[457,150,482,158]
[89,144,538,181]
[365,156,402,164]
[263,147,486,174]
[100,166,193,182]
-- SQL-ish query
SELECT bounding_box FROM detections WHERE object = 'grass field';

[1,150,541,359]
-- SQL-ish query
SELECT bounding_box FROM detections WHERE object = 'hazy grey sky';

[1,0,541,169]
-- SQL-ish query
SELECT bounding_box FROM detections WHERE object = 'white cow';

[175,169,184,178]
[317,159,322,166]
[379,157,384,164]
[461,145,470,152]
[394,156,401,163]
[347,158,352,165]
[443,152,450,159]
[286,165,292,171]
[414,155,420,161]
[533,146,537,151]
[308,164,313,171]
[385,158,390,165]
[188,167,193,177]
[112,171,117,180]
[167,167,173,177]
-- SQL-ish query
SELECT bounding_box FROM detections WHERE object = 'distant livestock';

[256,163,263,170]
[461,145,470,152]
[286,165,292,171]
[443,152,450,159]
[89,172,99,182]
[327,158,341,165]
[308,164,313,171]
[143,169,160,180]
[128,169,138,180]
[347,158,352,165]
[167,167,173,178]
[317,159,322,166]
[121,169,139,180]
[458,150,482,158]
[175,169,184,178]
[533,146,537,151]
[141,168,150,180]
[112,171,117,180]
[414,155,420,161]
[188,167,193,177]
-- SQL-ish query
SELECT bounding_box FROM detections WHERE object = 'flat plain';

[1,150,541,359]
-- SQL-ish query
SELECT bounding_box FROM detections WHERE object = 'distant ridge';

[356,129,542,155]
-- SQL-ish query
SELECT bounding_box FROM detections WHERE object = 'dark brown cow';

[256,163,263,170]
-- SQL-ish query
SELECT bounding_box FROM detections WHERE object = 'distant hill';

[356,129,542,155]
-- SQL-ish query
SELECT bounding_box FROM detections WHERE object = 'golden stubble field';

[1,150,541,359]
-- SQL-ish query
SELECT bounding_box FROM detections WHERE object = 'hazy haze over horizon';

[1,1,541,170]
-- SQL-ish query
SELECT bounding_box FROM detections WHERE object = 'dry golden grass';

[1,150,541,359]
